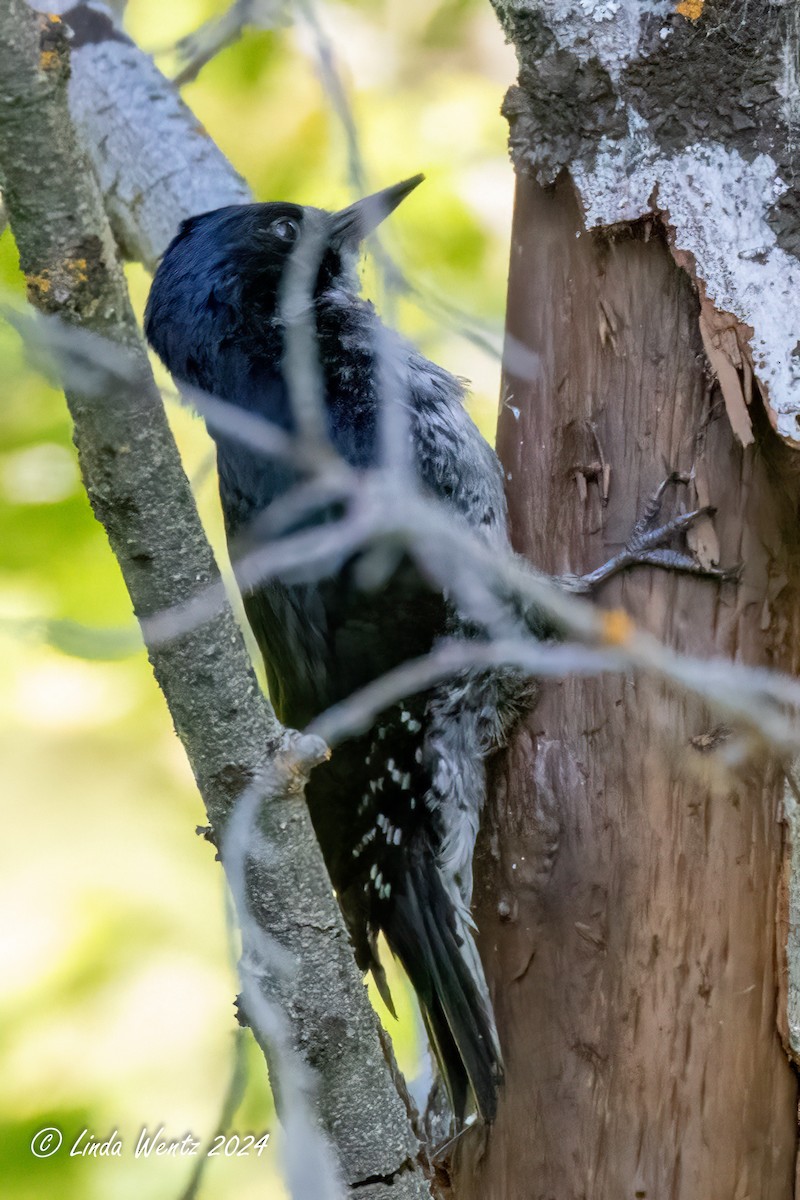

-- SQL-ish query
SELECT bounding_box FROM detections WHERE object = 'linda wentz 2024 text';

[68,1126,271,1158]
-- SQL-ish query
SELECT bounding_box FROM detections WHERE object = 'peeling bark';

[493,0,800,443]
[448,8,800,1192]
[449,46,800,1189]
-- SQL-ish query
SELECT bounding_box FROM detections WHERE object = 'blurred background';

[0,1,515,1195]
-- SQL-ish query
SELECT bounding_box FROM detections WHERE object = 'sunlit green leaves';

[1,1,515,1195]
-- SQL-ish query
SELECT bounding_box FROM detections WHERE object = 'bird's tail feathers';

[383,847,501,1124]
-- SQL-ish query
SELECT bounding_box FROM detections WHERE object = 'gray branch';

[172,0,291,87]
[0,3,428,1194]
[11,303,800,768]
[28,0,252,268]
[27,0,504,369]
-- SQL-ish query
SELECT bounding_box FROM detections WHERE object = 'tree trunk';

[454,172,800,1197]
[449,4,800,1193]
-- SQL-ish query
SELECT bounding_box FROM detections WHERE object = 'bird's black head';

[144,175,424,391]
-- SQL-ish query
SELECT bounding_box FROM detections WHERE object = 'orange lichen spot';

[676,0,704,19]
[26,273,52,299]
[600,608,635,647]
[39,48,59,71]
[69,258,89,284]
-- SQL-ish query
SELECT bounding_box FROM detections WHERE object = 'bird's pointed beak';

[330,174,424,247]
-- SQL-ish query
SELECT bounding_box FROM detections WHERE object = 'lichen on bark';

[491,0,800,444]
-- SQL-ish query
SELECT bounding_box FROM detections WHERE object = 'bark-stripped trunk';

[454,3,800,1196]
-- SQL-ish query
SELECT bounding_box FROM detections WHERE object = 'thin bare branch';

[172,0,291,87]
[10,299,800,768]
[0,5,428,1194]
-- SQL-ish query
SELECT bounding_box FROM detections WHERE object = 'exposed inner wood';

[453,172,800,1199]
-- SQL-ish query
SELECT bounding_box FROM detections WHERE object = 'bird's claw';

[563,474,739,595]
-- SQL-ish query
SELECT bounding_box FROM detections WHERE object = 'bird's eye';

[269,217,300,243]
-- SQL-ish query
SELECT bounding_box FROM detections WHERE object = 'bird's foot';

[563,473,741,596]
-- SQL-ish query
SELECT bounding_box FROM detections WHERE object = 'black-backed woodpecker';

[145,176,732,1125]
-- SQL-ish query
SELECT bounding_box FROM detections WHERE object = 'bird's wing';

[406,350,510,546]
[242,579,332,728]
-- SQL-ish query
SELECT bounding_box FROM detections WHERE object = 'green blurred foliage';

[0,1,514,1196]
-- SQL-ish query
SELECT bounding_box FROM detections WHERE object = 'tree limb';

[29,0,252,268]
[0,3,428,1193]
